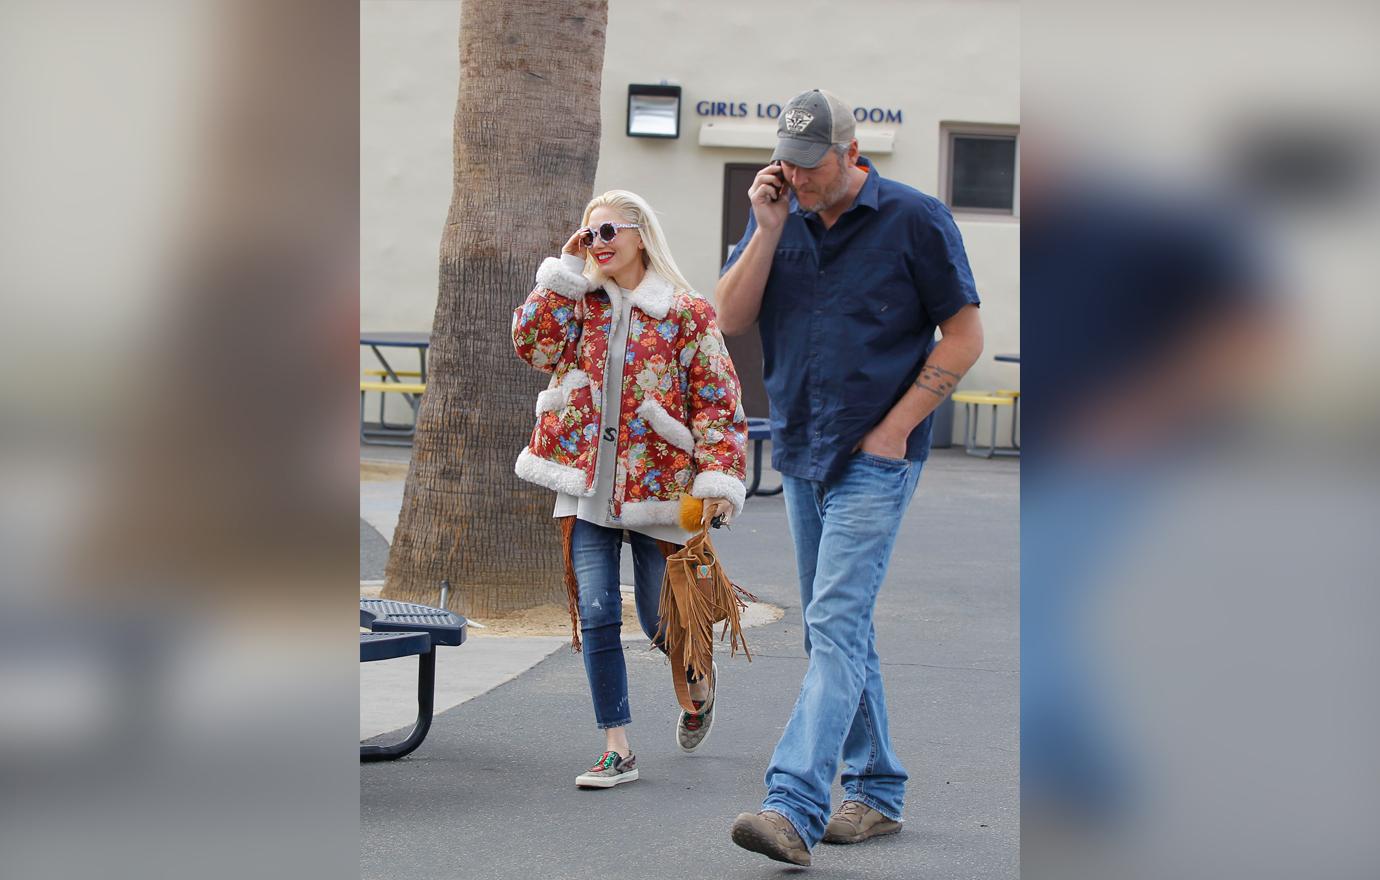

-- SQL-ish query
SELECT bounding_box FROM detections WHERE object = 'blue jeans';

[571,518,668,729]
[762,451,924,847]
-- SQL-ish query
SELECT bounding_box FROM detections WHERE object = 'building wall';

[360,0,458,336]
[361,0,1021,431]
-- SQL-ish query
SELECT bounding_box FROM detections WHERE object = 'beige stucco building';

[362,0,1020,438]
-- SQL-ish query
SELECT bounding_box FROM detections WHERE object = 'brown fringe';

[649,539,681,658]
[559,515,581,652]
[654,527,753,711]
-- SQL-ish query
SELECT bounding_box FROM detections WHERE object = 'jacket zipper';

[601,297,623,521]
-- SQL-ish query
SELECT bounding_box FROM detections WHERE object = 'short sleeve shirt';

[722,157,980,482]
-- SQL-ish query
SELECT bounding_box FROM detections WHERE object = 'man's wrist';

[750,219,785,246]
[873,416,914,445]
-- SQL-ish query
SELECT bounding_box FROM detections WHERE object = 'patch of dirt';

[466,601,619,638]
[358,585,782,638]
[467,595,783,638]
[360,460,409,482]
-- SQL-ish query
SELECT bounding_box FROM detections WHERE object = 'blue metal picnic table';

[360,331,431,384]
[359,331,431,445]
[745,418,783,498]
[359,598,467,762]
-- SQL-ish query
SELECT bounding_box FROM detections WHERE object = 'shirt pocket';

[767,246,817,290]
[839,250,918,327]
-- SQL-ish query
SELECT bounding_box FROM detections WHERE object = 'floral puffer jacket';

[512,254,748,528]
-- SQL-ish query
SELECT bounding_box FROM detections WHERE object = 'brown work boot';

[730,810,812,866]
[822,800,903,844]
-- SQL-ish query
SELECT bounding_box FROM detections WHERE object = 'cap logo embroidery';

[782,109,814,134]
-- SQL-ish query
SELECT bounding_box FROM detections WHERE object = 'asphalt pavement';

[360,448,1018,879]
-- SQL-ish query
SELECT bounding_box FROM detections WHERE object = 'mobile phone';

[768,163,787,201]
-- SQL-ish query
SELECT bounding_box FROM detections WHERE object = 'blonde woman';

[512,190,748,788]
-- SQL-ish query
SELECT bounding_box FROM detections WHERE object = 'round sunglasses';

[579,222,640,248]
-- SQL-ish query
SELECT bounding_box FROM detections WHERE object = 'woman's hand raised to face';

[562,228,590,258]
[558,229,590,320]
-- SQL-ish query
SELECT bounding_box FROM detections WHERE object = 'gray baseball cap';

[771,89,855,168]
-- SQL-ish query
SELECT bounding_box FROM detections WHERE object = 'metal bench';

[361,630,431,662]
[359,598,467,762]
[745,418,783,498]
[362,370,424,434]
[359,381,426,447]
[952,390,1021,459]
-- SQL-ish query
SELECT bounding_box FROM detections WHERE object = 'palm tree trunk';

[384,0,608,615]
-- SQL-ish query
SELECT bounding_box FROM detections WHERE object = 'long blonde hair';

[581,190,695,294]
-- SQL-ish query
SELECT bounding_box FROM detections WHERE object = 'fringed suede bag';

[655,519,754,713]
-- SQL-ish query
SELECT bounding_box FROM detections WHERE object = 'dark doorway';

[720,163,770,418]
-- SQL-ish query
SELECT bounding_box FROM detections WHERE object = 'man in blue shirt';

[720,90,985,867]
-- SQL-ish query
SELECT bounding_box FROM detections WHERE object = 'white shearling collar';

[601,270,676,320]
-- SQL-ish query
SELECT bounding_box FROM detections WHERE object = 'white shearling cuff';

[692,469,747,517]
[514,448,592,497]
[535,256,594,300]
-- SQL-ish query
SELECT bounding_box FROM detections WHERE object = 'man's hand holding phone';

[749,162,790,232]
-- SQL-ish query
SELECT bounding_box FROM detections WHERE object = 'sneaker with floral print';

[676,661,717,753]
[575,750,638,788]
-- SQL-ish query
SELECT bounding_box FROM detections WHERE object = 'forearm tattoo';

[913,363,963,398]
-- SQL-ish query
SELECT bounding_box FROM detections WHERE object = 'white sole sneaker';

[676,661,718,754]
[575,768,638,788]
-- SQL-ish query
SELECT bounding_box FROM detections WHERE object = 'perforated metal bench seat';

[360,598,466,647]
[360,598,468,762]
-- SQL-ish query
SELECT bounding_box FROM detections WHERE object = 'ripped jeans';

[571,518,669,729]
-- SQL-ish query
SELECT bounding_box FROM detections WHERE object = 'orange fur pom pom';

[679,494,704,532]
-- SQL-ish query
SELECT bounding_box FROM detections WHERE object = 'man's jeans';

[570,518,666,729]
[762,452,924,847]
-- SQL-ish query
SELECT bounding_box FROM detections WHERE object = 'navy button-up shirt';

[722,157,980,482]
